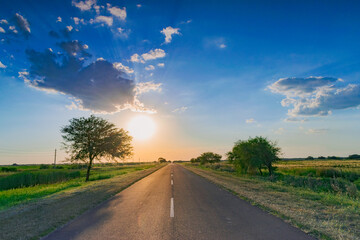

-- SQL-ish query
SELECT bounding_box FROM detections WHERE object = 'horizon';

[1,0,360,165]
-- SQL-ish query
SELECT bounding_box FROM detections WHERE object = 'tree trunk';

[85,157,93,181]
[267,164,272,176]
[258,167,263,175]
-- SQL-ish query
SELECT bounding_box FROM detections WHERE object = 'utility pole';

[54,149,57,168]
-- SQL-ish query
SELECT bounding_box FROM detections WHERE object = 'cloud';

[141,49,166,61]
[135,81,162,95]
[113,62,134,74]
[56,16,62,23]
[0,61,6,68]
[204,37,226,49]
[268,76,339,96]
[274,128,285,135]
[22,43,159,113]
[268,76,360,117]
[306,128,329,134]
[157,63,164,67]
[66,25,73,32]
[145,65,155,71]
[136,4,142,8]
[161,26,180,44]
[130,49,166,63]
[0,27,5,33]
[172,106,188,113]
[94,16,113,26]
[117,27,130,38]
[15,13,31,35]
[107,4,126,20]
[0,19,8,24]
[72,17,85,25]
[284,117,308,122]
[180,19,192,24]
[219,44,226,48]
[72,0,97,11]
[245,118,256,124]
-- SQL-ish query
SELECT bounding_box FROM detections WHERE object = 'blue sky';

[1,0,360,164]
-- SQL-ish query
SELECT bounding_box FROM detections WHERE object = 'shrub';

[39,164,50,169]
[1,167,17,172]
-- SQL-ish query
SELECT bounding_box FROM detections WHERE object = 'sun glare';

[127,115,156,141]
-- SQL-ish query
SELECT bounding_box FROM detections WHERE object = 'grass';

[0,163,158,210]
[183,160,360,240]
[0,163,165,240]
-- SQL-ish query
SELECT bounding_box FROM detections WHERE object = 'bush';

[1,167,17,172]
[39,164,50,169]
[0,170,81,190]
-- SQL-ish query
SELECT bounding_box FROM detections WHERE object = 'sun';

[127,115,156,141]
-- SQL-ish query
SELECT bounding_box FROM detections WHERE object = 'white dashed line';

[170,198,174,217]
[171,179,173,185]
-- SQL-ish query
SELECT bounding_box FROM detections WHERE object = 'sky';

[1,0,360,164]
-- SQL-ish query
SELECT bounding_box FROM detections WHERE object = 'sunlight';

[127,115,156,141]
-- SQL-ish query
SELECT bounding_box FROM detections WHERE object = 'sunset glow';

[127,115,156,141]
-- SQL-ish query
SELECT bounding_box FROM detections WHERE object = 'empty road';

[44,164,315,240]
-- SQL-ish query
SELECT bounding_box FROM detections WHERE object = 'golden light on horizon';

[127,115,156,141]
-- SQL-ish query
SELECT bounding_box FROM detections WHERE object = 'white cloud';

[66,25,73,32]
[117,27,130,38]
[0,27,5,33]
[141,49,166,61]
[130,49,166,63]
[15,13,30,34]
[72,17,85,25]
[245,118,256,124]
[0,19,8,24]
[157,63,164,67]
[219,44,226,48]
[274,128,285,135]
[161,26,180,44]
[135,81,162,95]
[107,4,126,20]
[56,16,62,23]
[130,53,143,63]
[136,4,142,8]
[268,76,360,117]
[72,0,97,11]
[113,62,134,74]
[172,106,188,113]
[94,16,113,26]
[284,117,308,122]
[306,128,328,134]
[0,61,6,68]
[145,65,155,71]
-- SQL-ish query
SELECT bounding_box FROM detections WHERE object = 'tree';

[228,136,280,176]
[158,157,167,163]
[305,156,314,160]
[61,115,133,181]
[197,152,222,165]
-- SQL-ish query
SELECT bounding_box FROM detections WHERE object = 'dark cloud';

[24,42,140,113]
[14,13,30,36]
[269,76,339,96]
[269,76,360,117]
[49,30,61,38]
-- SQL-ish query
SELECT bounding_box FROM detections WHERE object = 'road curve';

[44,164,315,240]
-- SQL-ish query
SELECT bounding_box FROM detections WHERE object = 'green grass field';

[0,163,157,210]
[184,159,360,240]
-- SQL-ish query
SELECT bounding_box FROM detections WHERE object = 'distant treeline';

[283,154,360,161]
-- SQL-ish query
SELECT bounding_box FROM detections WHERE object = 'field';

[0,163,159,210]
[183,159,360,240]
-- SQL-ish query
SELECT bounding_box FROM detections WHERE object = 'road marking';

[171,179,173,185]
[170,198,174,217]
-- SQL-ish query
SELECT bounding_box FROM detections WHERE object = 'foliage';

[348,154,360,159]
[305,156,314,160]
[318,156,326,159]
[1,167,17,172]
[61,115,133,181]
[192,152,222,165]
[0,170,81,190]
[228,136,280,175]
[158,157,167,163]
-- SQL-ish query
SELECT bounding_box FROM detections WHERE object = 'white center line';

[170,198,174,217]
[171,179,173,185]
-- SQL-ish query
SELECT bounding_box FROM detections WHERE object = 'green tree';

[229,136,280,175]
[197,152,222,165]
[158,157,167,163]
[61,115,133,181]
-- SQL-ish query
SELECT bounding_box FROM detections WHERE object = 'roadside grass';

[183,161,360,240]
[0,163,164,240]
[0,163,157,210]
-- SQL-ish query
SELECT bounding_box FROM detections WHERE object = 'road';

[44,164,315,240]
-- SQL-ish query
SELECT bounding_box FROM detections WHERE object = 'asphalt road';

[44,164,315,240]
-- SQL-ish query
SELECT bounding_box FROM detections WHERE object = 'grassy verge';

[182,163,360,240]
[0,163,164,240]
